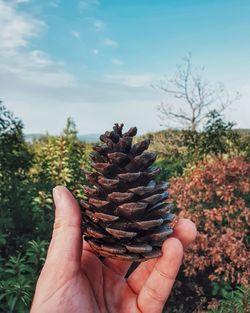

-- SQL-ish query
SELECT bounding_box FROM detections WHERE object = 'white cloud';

[93,49,99,55]
[79,0,99,10]
[106,74,154,88]
[48,0,60,7]
[13,0,31,4]
[103,38,118,47]
[29,50,52,66]
[93,19,105,32]
[71,30,80,39]
[112,58,124,65]
[0,0,76,88]
[1,49,76,87]
[0,0,45,50]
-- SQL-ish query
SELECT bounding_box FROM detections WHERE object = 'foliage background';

[0,103,249,312]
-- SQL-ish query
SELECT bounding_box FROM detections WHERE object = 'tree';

[63,117,78,139]
[199,110,240,158]
[0,102,33,254]
[0,100,22,133]
[183,110,241,160]
[156,56,239,131]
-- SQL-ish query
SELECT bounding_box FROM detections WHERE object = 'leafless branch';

[154,56,239,131]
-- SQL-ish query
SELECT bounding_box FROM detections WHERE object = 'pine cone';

[80,123,176,261]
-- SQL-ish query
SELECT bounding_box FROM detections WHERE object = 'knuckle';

[155,265,176,281]
[52,217,79,238]
[53,217,63,230]
[52,217,68,236]
[144,284,166,305]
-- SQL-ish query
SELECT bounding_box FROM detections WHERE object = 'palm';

[52,239,184,313]
[81,250,138,313]
[31,187,196,313]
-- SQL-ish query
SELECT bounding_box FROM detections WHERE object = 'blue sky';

[0,0,250,134]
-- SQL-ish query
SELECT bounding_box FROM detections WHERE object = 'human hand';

[30,186,196,313]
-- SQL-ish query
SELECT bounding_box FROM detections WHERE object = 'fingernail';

[53,187,62,208]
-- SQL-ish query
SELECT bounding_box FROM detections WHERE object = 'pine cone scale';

[81,124,176,261]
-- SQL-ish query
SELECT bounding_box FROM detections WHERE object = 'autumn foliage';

[169,158,250,286]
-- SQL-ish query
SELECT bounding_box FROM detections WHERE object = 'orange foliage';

[169,158,250,285]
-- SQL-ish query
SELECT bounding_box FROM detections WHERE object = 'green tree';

[199,110,240,158]
[183,110,241,160]
[63,117,78,138]
[0,102,33,254]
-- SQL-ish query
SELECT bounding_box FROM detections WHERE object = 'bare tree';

[155,56,239,131]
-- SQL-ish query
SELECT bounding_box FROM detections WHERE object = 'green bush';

[208,285,250,313]
[0,240,48,312]
[155,157,186,181]
[0,104,91,312]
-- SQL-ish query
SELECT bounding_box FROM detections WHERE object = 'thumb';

[46,186,82,265]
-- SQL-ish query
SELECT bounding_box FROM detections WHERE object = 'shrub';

[0,240,48,312]
[207,285,250,313]
[155,158,186,181]
[0,104,91,312]
[169,158,250,286]
[138,129,191,180]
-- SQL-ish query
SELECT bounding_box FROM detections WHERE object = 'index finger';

[171,218,197,249]
[137,238,183,313]
[127,219,196,294]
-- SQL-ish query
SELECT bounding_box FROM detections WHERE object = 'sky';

[0,0,250,135]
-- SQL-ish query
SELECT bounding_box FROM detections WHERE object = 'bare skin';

[31,186,196,313]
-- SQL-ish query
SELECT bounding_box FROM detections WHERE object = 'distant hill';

[78,134,100,143]
[234,128,250,135]
[24,128,250,143]
[25,133,100,143]
[24,133,44,142]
